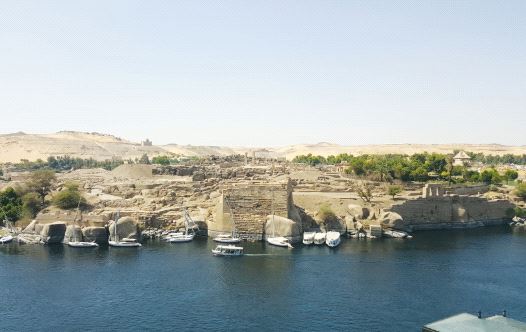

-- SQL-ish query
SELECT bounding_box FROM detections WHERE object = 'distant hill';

[0,131,524,163]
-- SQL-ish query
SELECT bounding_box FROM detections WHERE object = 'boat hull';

[109,241,142,247]
[0,235,14,244]
[313,233,326,245]
[67,241,99,248]
[267,237,293,248]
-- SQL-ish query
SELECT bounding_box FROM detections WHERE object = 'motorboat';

[68,241,99,248]
[313,232,326,245]
[302,232,315,245]
[325,231,341,247]
[0,235,13,244]
[267,236,293,248]
[383,230,411,239]
[213,233,241,243]
[212,244,244,256]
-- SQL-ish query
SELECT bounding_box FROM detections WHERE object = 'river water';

[1,226,525,331]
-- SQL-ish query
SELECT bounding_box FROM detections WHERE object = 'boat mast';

[224,197,237,238]
[271,188,275,237]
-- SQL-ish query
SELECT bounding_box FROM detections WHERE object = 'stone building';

[209,180,298,240]
[453,151,471,166]
[141,138,152,146]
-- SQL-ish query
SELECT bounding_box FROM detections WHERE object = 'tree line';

[292,153,519,184]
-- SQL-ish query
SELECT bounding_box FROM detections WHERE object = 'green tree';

[516,183,526,200]
[52,182,86,210]
[504,169,519,184]
[387,185,402,199]
[138,153,150,164]
[22,192,41,218]
[27,170,56,206]
[480,168,502,185]
[0,187,22,223]
[152,155,171,165]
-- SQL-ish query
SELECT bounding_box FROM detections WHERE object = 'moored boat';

[325,231,341,247]
[212,244,244,256]
[166,233,194,243]
[213,233,241,243]
[68,241,99,248]
[302,232,315,245]
[313,232,326,245]
[0,235,14,244]
[267,236,293,248]
[109,240,142,247]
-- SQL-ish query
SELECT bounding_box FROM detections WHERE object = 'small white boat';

[384,230,411,239]
[109,240,142,247]
[67,241,99,248]
[267,236,293,248]
[325,231,341,247]
[166,234,194,243]
[212,244,244,256]
[213,233,241,243]
[302,232,315,245]
[0,235,14,244]
[313,232,326,245]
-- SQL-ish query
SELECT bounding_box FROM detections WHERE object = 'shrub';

[318,203,337,224]
[0,187,22,222]
[516,183,526,200]
[22,192,41,218]
[387,185,402,199]
[52,183,86,210]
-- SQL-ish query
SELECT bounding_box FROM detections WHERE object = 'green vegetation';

[480,168,502,185]
[504,169,519,184]
[387,185,402,199]
[27,170,56,206]
[466,152,526,165]
[0,187,22,223]
[22,192,41,218]
[351,182,374,203]
[318,203,337,224]
[14,155,124,171]
[52,182,86,210]
[138,153,150,164]
[516,183,526,200]
[293,152,520,184]
[151,155,171,165]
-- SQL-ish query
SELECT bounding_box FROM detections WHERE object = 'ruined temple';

[209,180,295,240]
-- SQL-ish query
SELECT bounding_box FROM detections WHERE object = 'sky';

[0,1,525,146]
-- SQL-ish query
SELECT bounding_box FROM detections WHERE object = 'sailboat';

[109,211,142,247]
[67,197,98,248]
[166,208,199,243]
[0,213,15,244]
[266,190,293,248]
[213,197,241,244]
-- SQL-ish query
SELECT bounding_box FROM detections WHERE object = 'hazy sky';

[0,1,525,146]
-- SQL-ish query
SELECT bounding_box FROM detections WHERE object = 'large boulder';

[63,225,83,243]
[82,227,109,244]
[347,204,370,220]
[264,215,301,243]
[379,211,405,230]
[108,216,139,241]
[40,222,67,244]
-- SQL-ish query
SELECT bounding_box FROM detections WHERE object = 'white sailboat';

[313,232,326,245]
[109,211,141,247]
[0,234,13,244]
[325,231,341,247]
[67,198,99,248]
[213,197,241,243]
[212,244,244,256]
[266,190,293,248]
[302,231,315,245]
[166,208,198,243]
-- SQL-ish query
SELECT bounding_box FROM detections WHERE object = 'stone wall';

[388,196,514,230]
[210,180,293,240]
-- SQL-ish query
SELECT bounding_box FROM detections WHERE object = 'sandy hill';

[0,131,524,163]
[0,131,168,163]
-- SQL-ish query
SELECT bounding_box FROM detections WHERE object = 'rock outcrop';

[40,222,67,244]
[108,217,139,240]
[264,215,301,243]
[379,211,405,230]
[63,225,83,243]
[82,226,109,244]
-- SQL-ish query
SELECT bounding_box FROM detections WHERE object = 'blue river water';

[1,226,526,331]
